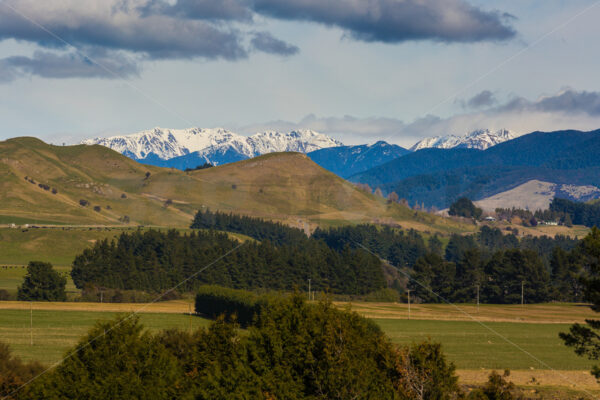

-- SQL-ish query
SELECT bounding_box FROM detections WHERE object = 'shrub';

[93,206,101,212]
[17,261,67,301]
[0,342,44,398]
[449,197,483,220]
[195,285,267,327]
[79,199,89,207]
[0,289,11,301]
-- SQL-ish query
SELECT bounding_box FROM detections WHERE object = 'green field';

[0,307,592,372]
[0,309,210,365]
[0,227,132,266]
[377,319,593,370]
[0,265,76,296]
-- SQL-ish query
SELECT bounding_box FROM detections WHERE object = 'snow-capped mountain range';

[83,127,343,166]
[83,127,517,173]
[409,129,515,151]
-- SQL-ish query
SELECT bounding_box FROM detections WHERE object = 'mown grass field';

[0,307,210,365]
[0,301,593,370]
[0,301,598,396]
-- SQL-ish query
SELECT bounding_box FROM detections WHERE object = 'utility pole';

[188,303,192,333]
[476,284,480,313]
[407,289,411,320]
[100,291,103,303]
[30,302,33,346]
[521,281,525,307]
[308,279,311,301]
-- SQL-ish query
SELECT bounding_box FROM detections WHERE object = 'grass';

[0,308,209,365]
[0,301,593,371]
[0,301,598,395]
[0,265,76,295]
[340,302,598,324]
[0,137,479,234]
[376,318,592,370]
[0,227,131,267]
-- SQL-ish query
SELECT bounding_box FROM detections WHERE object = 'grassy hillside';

[0,137,471,233]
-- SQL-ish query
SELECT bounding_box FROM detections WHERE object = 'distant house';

[484,216,496,222]
[541,221,559,226]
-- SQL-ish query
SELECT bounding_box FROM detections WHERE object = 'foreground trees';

[17,261,66,302]
[23,295,463,399]
[0,342,43,398]
[560,227,600,379]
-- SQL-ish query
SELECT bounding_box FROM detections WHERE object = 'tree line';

[549,197,600,228]
[410,228,585,304]
[70,229,385,295]
[191,209,308,246]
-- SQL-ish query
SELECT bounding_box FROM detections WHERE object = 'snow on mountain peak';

[82,127,343,163]
[409,129,515,151]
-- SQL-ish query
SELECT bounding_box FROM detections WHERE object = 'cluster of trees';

[448,197,483,220]
[15,295,467,399]
[561,228,600,380]
[313,224,430,267]
[184,162,214,172]
[70,229,385,295]
[0,342,44,397]
[550,197,600,228]
[191,209,307,246]
[23,176,57,194]
[494,206,573,227]
[493,197,600,228]
[17,262,66,302]
[410,228,584,304]
[195,285,270,327]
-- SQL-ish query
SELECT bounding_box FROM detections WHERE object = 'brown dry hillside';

[0,137,471,231]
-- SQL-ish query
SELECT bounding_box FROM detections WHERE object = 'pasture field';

[0,301,599,396]
[341,301,597,324]
[0,227,252,295]
[0,306,209,365]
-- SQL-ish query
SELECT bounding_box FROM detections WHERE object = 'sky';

[0,0,600,147]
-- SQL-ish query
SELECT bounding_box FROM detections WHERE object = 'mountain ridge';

[410,129,515,151]
[83,127,343,166]
[351,129,600,208]
[307,141,410,178]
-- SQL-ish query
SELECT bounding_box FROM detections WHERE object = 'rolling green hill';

[0,137,467,232]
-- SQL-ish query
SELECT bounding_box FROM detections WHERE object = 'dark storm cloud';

[251,0,515,43]
[466,90,497,108]
[0,50,140,82]
[250,31,299,56]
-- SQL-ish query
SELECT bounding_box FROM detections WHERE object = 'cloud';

[466,90,497,108]
[0,0,517,82]
[252,0,515,43]
[250,31,299,56]
[0,0,248,61]
[142,0,254,22]
[0,49,140,82]
[240,114,407,145]
[240,89,600,148]
[495,89,600,116]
